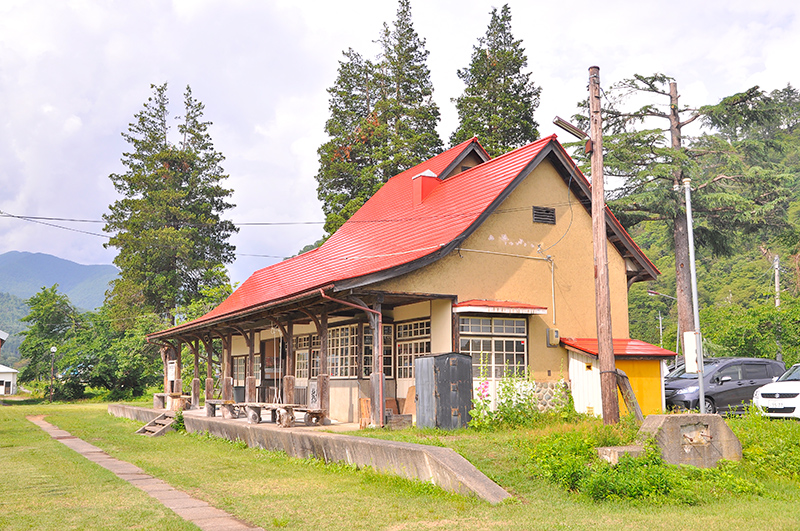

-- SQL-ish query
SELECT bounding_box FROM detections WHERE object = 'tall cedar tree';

[104,84,237,325]
[574,75,791,344]
[316,0,442,236]
[450,4,541,157]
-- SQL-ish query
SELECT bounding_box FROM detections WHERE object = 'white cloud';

[1,0,800,282]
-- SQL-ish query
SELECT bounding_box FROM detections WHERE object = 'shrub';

[173,410,186,432]
[529,427,766,505]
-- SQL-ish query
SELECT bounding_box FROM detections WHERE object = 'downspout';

[318,289,384,427]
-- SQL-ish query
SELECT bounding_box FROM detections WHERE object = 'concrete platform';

[109,403,511,504]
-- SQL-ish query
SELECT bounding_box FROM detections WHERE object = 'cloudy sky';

[2,0,799,284]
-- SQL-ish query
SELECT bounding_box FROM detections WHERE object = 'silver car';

[753,363,800,419]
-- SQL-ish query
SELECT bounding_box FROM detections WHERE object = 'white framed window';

[295,350,309,379]
[328,324,359,378]
[232,356,246,386]
[459,317,491,334]
[311,334,320,378]
[364,324,394,378]
[396,320,431,340]
[459,317,527,379]
[396,339,431,379]
[294,335,311,379]
[396,319,431,379]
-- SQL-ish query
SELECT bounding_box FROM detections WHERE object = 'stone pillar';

[191,378,200,409]
[205,378,214,400]
[153,393,166,409]
[221,376,235,418]
[246,376,257,403]
[370,372,385,427]
[174,378,183,396]
[318,374,330,419]
[283,375,295,405]
[222,376,233,400]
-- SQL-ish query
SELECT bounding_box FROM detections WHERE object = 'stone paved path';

[27,415,264,531]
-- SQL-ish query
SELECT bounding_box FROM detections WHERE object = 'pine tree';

[450,4,541,157]
[316,50,387,235]
[315,0,442,236]
[103,83,237,325]
[375,0,442,176]
[575,75,792,344]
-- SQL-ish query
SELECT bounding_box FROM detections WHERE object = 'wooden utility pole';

[588,66,620,424]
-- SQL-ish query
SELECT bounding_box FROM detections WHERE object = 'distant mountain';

[0,251,118,311]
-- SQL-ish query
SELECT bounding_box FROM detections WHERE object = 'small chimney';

[412,169,440,207]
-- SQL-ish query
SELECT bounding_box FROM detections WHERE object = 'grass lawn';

[2,400,799,530]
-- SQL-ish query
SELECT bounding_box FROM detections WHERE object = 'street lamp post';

[683,178,707,414]
[50,346,57,403]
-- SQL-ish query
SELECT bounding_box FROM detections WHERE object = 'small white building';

[0,329,17,395]
[0,364,18,395]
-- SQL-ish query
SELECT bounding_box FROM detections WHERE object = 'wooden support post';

[202,336,214,400]
[246,329,257,403]
[175,342,182,394]
[192,339,199,380]
[191,378,200,410]
[222,334,233,402]
[319,309,329,418]
[161,347,169,394]
[286,320,294,379]
[189,340,200,409]
[588,65,620,425]
[371,301,384,427]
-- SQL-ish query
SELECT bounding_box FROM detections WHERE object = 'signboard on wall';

[683,331,700,373]
[167,360,177,381]
[309,380,319,409]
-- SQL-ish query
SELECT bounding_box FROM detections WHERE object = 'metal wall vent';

[532,206,556,225]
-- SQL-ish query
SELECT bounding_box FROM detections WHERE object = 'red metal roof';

[168,137,551,329]
[152,135,657,337]
[561,338,676,359]
[452,299,548,314]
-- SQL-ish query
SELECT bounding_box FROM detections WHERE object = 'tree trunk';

[674,212,693,351]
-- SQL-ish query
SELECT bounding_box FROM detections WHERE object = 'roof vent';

[532,206,556,225]
[412,169,440,207]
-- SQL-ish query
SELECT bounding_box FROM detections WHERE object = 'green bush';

[727,406,800,480]
[528,425,766,504]
[173,410,185,432]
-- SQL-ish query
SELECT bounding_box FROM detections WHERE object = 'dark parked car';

[665,357,785,414]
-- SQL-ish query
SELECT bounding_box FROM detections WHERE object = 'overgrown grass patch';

[3,402,800,530]
[354,410,799,507]
[0,405,195,530]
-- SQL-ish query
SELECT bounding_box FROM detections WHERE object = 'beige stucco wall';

[373,158,631,382]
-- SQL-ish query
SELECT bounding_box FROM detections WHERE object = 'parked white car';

[753,363,800,419]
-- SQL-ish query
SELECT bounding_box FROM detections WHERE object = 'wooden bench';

[239,402,326,427]
[205,399,234,418]
[206,400,326,427]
